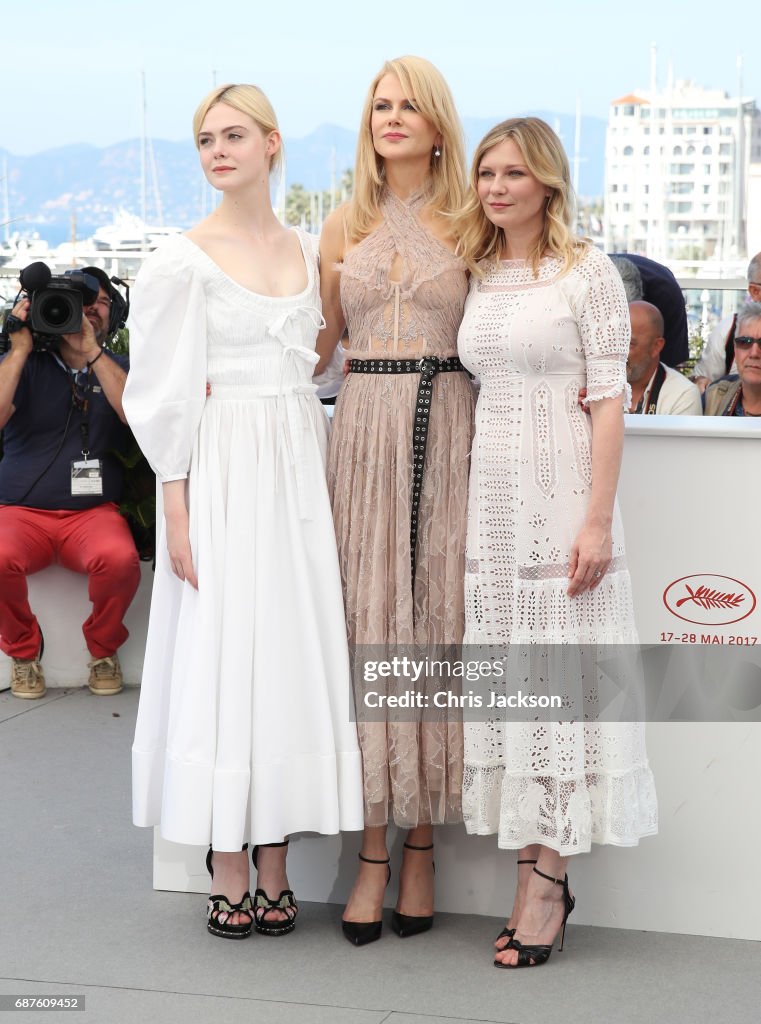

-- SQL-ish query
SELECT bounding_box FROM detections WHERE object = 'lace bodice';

[462,247,632,407]
[339,188,467,359]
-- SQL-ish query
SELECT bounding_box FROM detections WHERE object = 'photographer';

[0,267,140,699]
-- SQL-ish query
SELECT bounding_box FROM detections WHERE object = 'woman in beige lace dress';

[317,56,474,945]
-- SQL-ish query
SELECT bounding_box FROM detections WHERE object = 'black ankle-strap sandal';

[495,858,538,946]
[252,840,298,936]
[342,852,391,947]
[495,867,576,969]
[391,841,435,939]
[206,843,252,939]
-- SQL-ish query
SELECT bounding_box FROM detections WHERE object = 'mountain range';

[1,112,606,245]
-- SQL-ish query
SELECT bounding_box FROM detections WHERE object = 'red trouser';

[0,504,141,660]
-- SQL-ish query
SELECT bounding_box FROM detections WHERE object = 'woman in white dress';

[455,118,657,968]
[122,84,364,939]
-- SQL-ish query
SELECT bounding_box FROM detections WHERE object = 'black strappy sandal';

[391,841,435,938]
[252,841,298,936]
[342,852,391,946]
[494,858,538,946]
[495,867,576,969]
[206,844,252,939]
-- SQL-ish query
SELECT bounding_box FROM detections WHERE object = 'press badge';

[71,459,103,495]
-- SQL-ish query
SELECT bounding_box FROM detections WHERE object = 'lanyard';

[49,352,93,452]
[724,384,746,417]
[723,384,761,417]
[634,363,667,414]
[54,356,93,457]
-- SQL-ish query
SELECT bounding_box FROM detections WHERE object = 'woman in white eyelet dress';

[455,117,657,968]
[122,86,364,930]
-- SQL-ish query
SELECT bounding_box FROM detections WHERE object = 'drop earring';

[434,145,441,158]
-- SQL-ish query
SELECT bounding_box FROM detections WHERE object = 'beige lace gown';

[327,188,475,828]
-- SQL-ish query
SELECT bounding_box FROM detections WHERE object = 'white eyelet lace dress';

[123,230,364,850]
[456,245,658,854]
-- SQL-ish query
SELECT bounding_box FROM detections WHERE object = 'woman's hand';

[567,520,612,597]
[162,480,198,588]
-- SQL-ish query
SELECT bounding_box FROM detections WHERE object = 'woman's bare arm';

[567,396,624,597]
[316,208,347,375]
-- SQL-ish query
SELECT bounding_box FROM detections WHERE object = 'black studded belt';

[347,355,466,592]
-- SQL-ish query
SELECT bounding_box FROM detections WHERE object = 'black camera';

[1,262,101,350]
[1,262,129,353]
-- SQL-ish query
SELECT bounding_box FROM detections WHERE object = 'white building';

[604,82,761,267]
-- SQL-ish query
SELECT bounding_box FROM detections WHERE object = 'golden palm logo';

[675,585,745,611]
[663,574,756,626]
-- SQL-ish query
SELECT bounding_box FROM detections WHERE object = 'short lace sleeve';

[122,238,207,482]
[572,247,632,408]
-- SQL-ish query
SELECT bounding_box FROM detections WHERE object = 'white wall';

[0,562,152,687]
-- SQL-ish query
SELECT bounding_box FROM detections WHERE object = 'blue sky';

[4,0,754,154]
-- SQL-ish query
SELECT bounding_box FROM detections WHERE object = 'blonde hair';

[455,117,586,277]
[347,56,466,241]
[192,83,282,177]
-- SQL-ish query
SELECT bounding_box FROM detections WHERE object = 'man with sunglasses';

[704,303,761,417]
[0,268,140,699]
[693,252,761,393]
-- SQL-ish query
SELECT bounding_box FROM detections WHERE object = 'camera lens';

[39,295,74,328]
[29,282,84,337]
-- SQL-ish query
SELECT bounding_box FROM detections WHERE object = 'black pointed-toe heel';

[494,858,538,946]
[494,866,576,969]
[342,852,391,946]
[391,841,435,938]
[252,840,298,936]
[206,843,252,939]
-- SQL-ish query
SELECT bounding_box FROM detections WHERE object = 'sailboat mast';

[735,54,746,258]
[572,96,581,196]
[140,70,148,229]
[2,157,9,243]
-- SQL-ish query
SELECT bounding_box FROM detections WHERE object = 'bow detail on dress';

[266,304,326,343]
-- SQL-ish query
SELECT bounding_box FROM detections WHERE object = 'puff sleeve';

[122,240,207,482]
[572,246,632,409]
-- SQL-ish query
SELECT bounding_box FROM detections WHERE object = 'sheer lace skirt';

[328,370,475,827]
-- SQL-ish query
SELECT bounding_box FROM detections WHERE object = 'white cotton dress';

[457,245,658,855]
[123,230,364,851]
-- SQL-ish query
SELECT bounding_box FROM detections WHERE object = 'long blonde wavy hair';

[192,84,283,177]
[347,56,466,242]
[455,117,586,277]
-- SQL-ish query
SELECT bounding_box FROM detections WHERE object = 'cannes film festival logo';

[663,574,756,626]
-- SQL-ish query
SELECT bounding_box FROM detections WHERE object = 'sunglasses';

[734,336,761,350]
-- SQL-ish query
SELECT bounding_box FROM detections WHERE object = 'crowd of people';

[0,54,754,968]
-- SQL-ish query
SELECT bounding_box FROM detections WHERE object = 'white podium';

[4,418,759,937]
[151,416,761,939]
